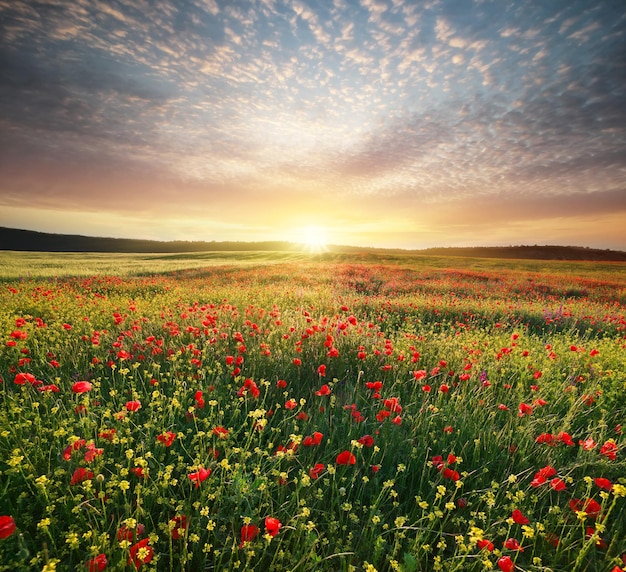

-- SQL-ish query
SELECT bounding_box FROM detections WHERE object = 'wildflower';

[240,524,259,547]
[125,400,141,412]
[511,509,529,525]
[157,432,176,447]
[317,364,326,376]
[600,440,618,460]
[189,467,211,488]
[237,378,260,399]
[285,399,297,410]
[212,426,229,439]
[309,463,325,479]
[128,538,153,569]
[443,468,460,481]
[503,538,523,551]
[194,390,205,408]
[497,555,515,572]
[170,515,188,540]
[315,384,331,396]
[85,553,107,571]
[594,477,612,490]
[336,451,356,465]
[518,403,533,417]
[0,516,16,539]
[579,437,597,450]
[357,435,375,447]
[477,539,494,552]
[72,381,92,393]
[302,432,323,446]
[38,384,60,392]
[569,498,601,520]
[70,468,94,485]
[14,372,41,386]
[550,478,567,491]
[265,517,282,537]
[383,397,402,413]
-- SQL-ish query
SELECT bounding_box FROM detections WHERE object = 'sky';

[1,0,625,250]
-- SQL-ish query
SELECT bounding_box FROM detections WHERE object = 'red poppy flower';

[125,400,141,412]
[99,429,116,441]
[157,432,176,447]
[72,381,92,393]
[117,523,145,542]
[188,467,211,488]
[265,516,282,537]
[365,381,383,392]
[550,478,566,491]
[477,539,494,551]
[383,397,402,413]
[70,468,94,485]
[315,384,331,396]
[557,432,575,446]
[443,468,460,481]
[497,555,515,572]
[131,467,146,479]
[309,463,325,479]
[240,524,259,547]
[317,364,326,376]
[594,477,612,490]
[518,403,533,417]
[285,399,297,410]
[213,426,229,439]
[302,432,323,446]
[14,372,41,386]
[503,538,523,551]
[128,538,153,568]
[170,515,188,540]
[0,516,16,539]
[336,451,356,465]
[511,509,529,525]
[237,378,260,399]
[357,435,374,447]
[276,379,287,388]
[37,384,60,393]
[84,444,104,462]
[579,437,597,450]
[600,440,618,460]
[569,498,601,520]
[86,553,107,571]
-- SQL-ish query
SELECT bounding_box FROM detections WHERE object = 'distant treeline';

[1,227,625,261]
[419,245,626,262]
[0,227,301,253]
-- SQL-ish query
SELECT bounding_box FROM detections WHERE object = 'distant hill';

[1,227,625,261]
[419,245,626,262]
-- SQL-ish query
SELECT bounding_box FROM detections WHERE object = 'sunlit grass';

[0,254,624,571]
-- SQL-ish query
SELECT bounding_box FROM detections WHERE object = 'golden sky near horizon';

[0,0,625,249]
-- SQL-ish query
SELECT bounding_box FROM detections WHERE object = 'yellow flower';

[613,484,626,497]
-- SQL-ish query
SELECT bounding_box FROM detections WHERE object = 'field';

[0,251,625,572]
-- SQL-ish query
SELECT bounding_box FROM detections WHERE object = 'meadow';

[0,250,625,571]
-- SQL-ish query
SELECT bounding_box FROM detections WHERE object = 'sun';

[297,224,329,252]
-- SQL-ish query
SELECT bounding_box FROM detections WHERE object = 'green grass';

[0,252,624,571]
